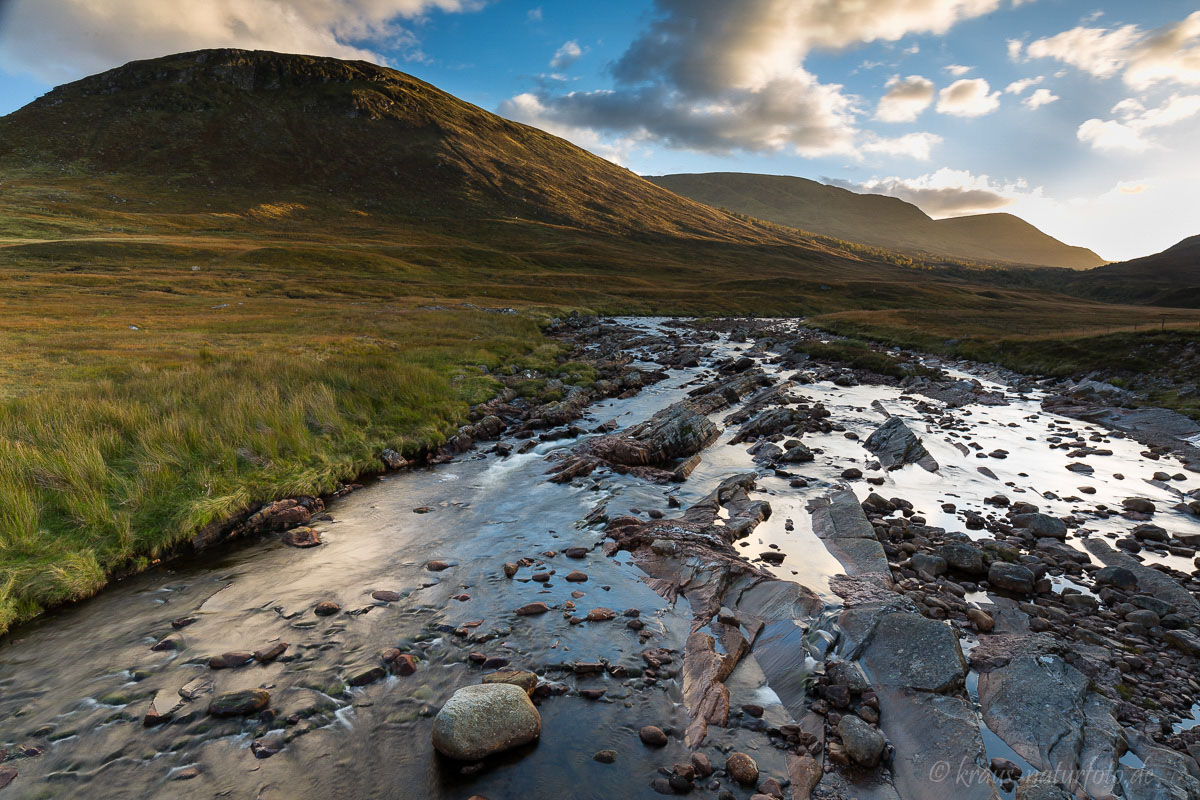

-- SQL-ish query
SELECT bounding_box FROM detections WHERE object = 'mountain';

[1074,235,1200,307]
[647,172,1106,270]
[0,49,778,242]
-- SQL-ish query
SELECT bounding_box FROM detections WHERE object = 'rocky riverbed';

[2,316,1199,800]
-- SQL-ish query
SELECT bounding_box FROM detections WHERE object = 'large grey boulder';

[432,683,541,760]
[977,654,1088,776]
[1010,513,1067,539]
[858,612,967,693]
[864,417,938,472]
[988,562,1035,595]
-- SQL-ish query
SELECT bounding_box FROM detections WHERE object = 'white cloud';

[1027,11,1200,89]
[861,131,943,160]
[839,167,1029,215]
[1077,93,1200,152]
[1077,118,1150,152]
[550,40,583,70]
[527,6,542,22]
[936,78,1001,116]
[1023,87,1058,109]
[1026,23,1141,79]
[0,0,480,83]
[507,0,1004,159]
[945,64,973,76]
[1007,38,1024,61]
[874,75,935,122]
[1004,75,1043,94]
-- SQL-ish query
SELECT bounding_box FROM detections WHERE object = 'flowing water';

[1,318,1197,799]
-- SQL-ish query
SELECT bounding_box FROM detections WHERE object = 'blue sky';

[1,0,1198,260]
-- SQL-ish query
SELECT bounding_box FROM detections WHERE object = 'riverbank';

[2,316,1198,800]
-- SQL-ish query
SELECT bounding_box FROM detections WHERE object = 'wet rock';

[594,749,617,763]
[859,611,967,693]
[372,589,401,602]
[515,602,549,616]
[1123,497,1156,514]
[209,651,253,669]
[431,683,541,761]
[1095,566,1137,590]
[585,607,616,621]
[940,542,986,576]
[314,601,340,616]
[481,670,538,695]
[502,562,519,578]
[143,689,184,727]
[1010,513,1067,539]
[0,768,16,791]
[348,666,386,686]
[639,725,669,747]
[864,417,938,472]
[967,608,995,632]
[837,714,886,768]
[565,571,588,582]
[691,752,713,777]
[988,562,1035,595]
[178,676,214,700]
[252,642,288,663]
[977,654,1088,776]
[251,732,286,759]
[726,752,759,786]
[279,526,321,547]
[426,560,452,571]
[151,634,183,651]
[208,688,270,717]
[990,757,1022,779]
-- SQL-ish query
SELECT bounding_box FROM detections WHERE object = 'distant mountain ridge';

[647,172,1106,270]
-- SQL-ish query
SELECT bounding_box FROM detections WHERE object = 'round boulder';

[837,714,886,768]
[432,683,541,760]
[988,562,1035,595]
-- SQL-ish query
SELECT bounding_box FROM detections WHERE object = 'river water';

[1,318,1197,799]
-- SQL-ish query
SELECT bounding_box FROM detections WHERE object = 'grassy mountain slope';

[648,171,1106,269]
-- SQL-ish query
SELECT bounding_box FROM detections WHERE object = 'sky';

[0,1,1198,261]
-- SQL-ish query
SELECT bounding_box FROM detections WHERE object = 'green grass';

[0,300,544,633]
[791,338,940,379]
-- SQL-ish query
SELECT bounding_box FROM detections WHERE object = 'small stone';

[426,560,451,571]
[594,750,617,763]
[585,607,617,621]
[208,689,270,717]
[502,562,519,578]
[565,571,588,582]
[372,590,401,602]
[209,652,253,670]
[515,602,549,616]
[253,642,288,662]
[967,608,994,632]
[314,601,340,616]
[431,683,542,761]
[639,725,669,747]
[837,714,885,768]
[726,752,759,785]
[279,526,321,547]
[348,666,386,686]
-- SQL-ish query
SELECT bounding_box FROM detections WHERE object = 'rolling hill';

[647,172,1106,270]
[1073,234,1200,307]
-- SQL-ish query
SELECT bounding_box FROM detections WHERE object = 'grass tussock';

[0,305,544,633]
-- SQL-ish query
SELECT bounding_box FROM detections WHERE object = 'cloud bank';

[0,0,477,83]
[502,0,1004,160]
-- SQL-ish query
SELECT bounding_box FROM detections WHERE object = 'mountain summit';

[648,172,1105,270]
[0,49,800,243]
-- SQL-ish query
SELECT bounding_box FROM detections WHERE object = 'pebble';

[639,726,669,747]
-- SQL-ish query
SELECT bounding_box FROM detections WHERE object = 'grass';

[0,275,547,631]
[791,338,940,379]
